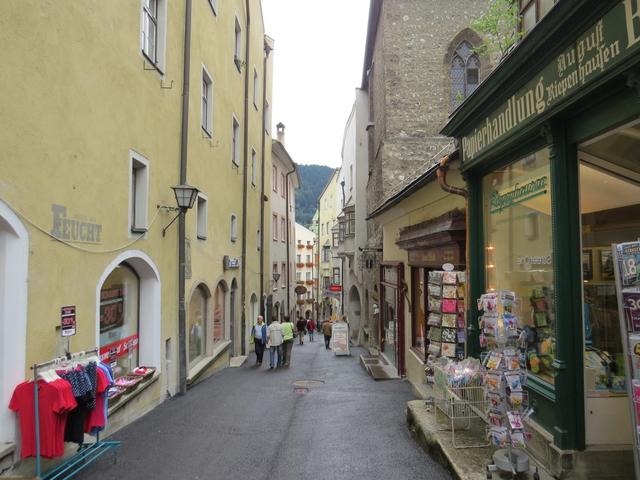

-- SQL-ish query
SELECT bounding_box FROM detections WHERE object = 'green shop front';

[442,0,640,475]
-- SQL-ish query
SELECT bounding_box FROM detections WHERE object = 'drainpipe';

[285,167,297,317]
[436,150,475,353]
[316,198,320,321]
[259,42,272,318]
[177,0,193,396]
[240,0,251,356]
[341,256,345,315]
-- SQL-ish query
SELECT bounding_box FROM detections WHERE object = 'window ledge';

[0,442,15,460]
[409,347,426,364]
[187,340,231,385]
[526,372,556,402]
[108,371,160,416]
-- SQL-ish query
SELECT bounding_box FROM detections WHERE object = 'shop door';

[380,263,405,375]
[382,284,397,367]
[578,118,640,446]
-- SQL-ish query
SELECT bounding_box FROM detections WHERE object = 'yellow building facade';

[317,168,341,319]
[0,0,273,469]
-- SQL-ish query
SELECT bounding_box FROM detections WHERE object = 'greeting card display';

[478,291,531,467]
[425,268,466,358]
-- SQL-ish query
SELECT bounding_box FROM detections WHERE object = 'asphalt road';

[78,339,452,480]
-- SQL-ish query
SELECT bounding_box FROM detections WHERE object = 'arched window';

[99,262,140,377]
[188,285,209,365]
[451,41,480,108]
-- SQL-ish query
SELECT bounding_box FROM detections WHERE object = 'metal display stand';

[612,241,640,480]
[31,348,120,480]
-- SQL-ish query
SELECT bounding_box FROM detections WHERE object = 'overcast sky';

[262,0,370,168]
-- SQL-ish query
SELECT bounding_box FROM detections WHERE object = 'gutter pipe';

[240,0,251,356]
[285,167,297,317]
[177,0,193,396]
[259,41,272,319]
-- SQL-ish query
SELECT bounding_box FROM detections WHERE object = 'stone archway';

[0,201,28,443]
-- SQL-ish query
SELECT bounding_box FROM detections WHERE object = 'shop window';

[483,147,556,384]
[188,285,209,365]
[451,41,480,108]
[213,282,226,344]
[579,119,640,403]
[99,263,140,378]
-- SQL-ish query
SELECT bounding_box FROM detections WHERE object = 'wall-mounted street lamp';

[161,183,199,236]
[272,272,281,292]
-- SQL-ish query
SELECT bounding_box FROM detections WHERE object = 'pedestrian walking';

[296,317,307,345]
[251,315,267,366]
[306,318,316,342]
[267,317,283,369]
[322,320,333,350]
[281,315,295,367]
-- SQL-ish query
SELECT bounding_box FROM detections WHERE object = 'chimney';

[276,122,285,145]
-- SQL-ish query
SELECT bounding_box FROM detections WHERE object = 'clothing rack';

[30,348,120,480]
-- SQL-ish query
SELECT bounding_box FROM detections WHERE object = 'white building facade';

[294,223,316,319]
[336,90,370,341]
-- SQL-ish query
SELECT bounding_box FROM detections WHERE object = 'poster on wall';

[612,241,640,479]
[60,305,76,337]
[100,286,125,333]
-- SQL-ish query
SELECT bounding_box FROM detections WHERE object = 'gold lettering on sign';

[624,0,640,48]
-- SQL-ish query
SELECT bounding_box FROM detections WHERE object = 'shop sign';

[99,334,139,364]
[294,285,307,295]
[328,284,342,292]
[490,176,548,214]
[51,204,102,244]
[223,255,240,270]
[331,321,350,356]
[462,0,640,163]
[408,245,460,266]
[60,305,76,337]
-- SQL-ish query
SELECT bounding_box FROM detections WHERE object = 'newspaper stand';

[433,364,490,448]
[30,348,120,479]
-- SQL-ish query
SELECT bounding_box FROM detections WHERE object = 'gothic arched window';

[451,41,479,108]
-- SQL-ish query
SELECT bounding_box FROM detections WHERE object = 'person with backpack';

[306,318,316,342]
[296,317,307,345]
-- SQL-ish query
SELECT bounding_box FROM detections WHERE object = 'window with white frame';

[332,267,341,285]
[208,0,217,15]
[296,272,302,281]
[234,17,242,71]
[264,100,271,134]
[130,152,149,233]
[272,166,278,192]
[230,214,238,242]
[141,0,166,70]
[251,148,257,186]
[282,262,287,287]
[281,173,285,198]
[257,229,261,251]
[196,194,207,240]
[281,217,286,242]
[306,271,311,281]
[296,254,301,263]
[272,214,278,240]
[201,67,213,136]
[253,67,259,109]
[232,116,240,166]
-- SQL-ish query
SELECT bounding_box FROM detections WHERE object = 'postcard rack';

[31,348,120,480]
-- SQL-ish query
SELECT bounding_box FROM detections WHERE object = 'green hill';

[295,164,333,228]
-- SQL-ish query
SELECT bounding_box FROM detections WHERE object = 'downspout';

[240,0,251,356]
[285,167,297,317]
[316,198,320,321]
[259,42,272,318]
[436,150,474,353]
[177,0,193,396]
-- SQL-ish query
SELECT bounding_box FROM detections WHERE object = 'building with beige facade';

[0,0,273,472]
[268,124,300,323]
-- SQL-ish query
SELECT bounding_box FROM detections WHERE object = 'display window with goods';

[380,263,404,375]
[99,263,140,378]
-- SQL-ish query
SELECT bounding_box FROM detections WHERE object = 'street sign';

[60,305,76,337]
[328,284,342,292]
[332,321,350,356]
[294,285,307,295]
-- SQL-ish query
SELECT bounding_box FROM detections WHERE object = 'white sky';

[262,0,371,168]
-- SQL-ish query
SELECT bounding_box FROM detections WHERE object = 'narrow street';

[78,341,451,480]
